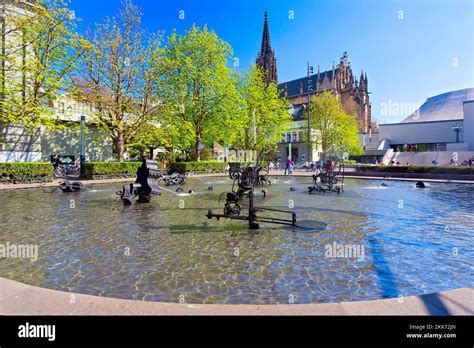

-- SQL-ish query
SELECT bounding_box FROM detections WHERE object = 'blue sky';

[70,0,474,124]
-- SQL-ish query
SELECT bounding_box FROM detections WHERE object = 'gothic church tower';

[256,12,278,84]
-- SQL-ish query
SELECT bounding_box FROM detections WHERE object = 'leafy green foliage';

[73,0,164,161]
[83,161,144,179]
[227,161,270,170]
[168,161,227,173]
[308,91,363,158]
[0,162,52,181]
[128,121,193,161]
[157,24,240,161]
[0,0,294,165]
[0,0,85,130]
[233,65,292,161]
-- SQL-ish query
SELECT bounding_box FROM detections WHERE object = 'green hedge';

[228,162,272,170]
[84,162,143,179]
[228,162,250,170]
[356,165,474,175]
[169,161,227,174]
[0,162,53,183]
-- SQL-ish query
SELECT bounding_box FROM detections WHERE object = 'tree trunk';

[194,134,201,162]
[113,132,125,162]
[321,143,327,161]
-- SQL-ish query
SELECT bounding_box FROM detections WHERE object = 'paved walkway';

[0,277,472,315]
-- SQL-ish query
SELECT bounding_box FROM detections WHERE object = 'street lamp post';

[80,115,86,178]
[252,110,257,165]
[307,63,314,162]
[288,138,292,161]
[452,123,463,143]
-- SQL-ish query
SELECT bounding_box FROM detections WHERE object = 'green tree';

[73,0,163,161]
[233,65,292,162]
[157,24,241,161]
[0,0,85,129]
[309,91,363,159]
[128,118,194,161]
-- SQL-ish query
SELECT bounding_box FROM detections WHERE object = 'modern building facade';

[379,88,474,152]
[352,88,474,165]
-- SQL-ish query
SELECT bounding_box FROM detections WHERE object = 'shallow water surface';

[0,177,472,304]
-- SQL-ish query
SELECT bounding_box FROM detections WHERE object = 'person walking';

[288,161,294,175]
[52,154,60,170]
[316,160,322,174]
[284,156,291,175]
[328,160,334,175]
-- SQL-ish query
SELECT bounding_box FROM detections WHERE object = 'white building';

[0,1,114,162]
[358,88,474,165]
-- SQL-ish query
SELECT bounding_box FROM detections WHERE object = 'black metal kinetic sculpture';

[116,159,188,205]
[117,159,162,205]
[206,165,296,229]
[308,161,345,194]
[59,179,84,192]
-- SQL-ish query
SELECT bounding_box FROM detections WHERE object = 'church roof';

[278,69,338,97]
[401,88,474,123]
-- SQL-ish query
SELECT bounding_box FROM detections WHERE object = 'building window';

[287,133,291,142]
[292,132,297,142]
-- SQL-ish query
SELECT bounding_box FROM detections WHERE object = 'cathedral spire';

[256,12,278,84]
[261,11,271,53]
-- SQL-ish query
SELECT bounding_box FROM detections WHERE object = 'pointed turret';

[316,65,320,92]
[359,70,366,90]
[332,61,336,89]
[256,12,278,84]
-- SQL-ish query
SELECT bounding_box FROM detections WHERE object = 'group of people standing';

[302,160,326,173]
[280,157,335,176]
[401,144,418,152]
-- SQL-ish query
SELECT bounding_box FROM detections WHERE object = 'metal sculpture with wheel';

[308,161,344,194]
[206,165,296,230]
